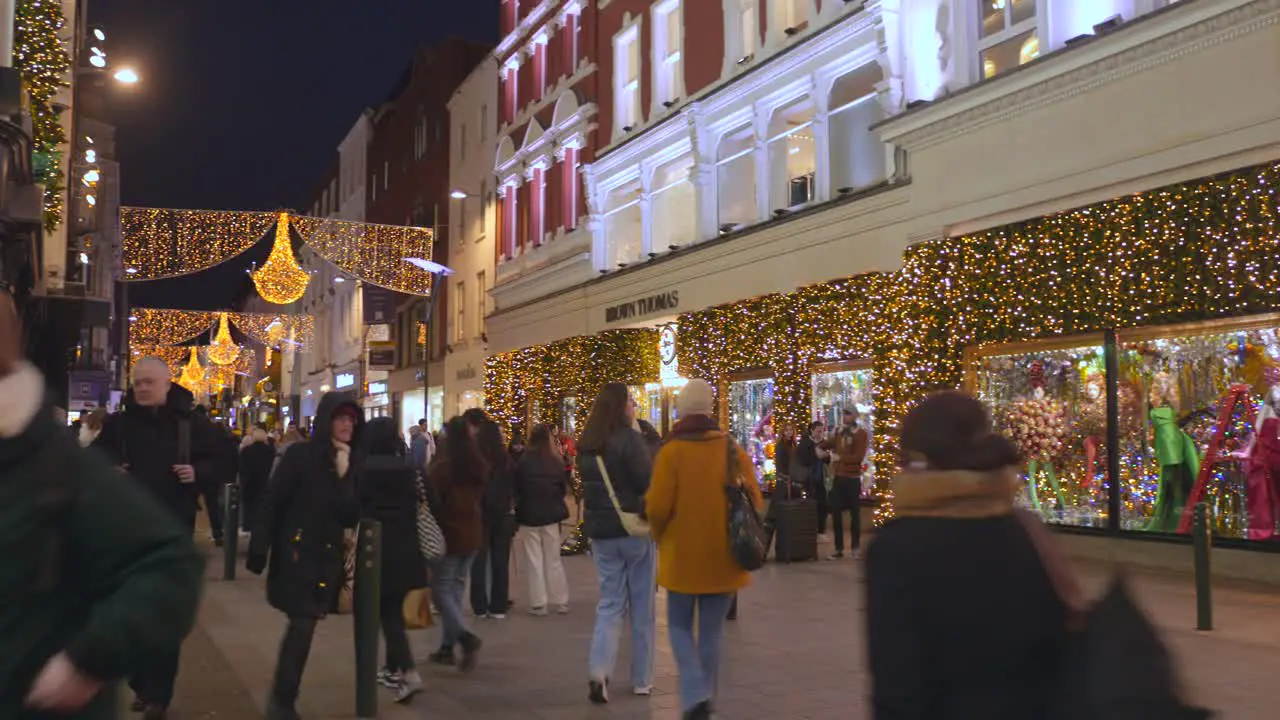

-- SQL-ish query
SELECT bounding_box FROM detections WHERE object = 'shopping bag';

[403,588,435,629]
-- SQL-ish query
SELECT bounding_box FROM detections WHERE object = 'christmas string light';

[229,312,314,349]
[130,345,191,378]
[291,215,436,296]
[206,312,240,366]
[252,213,311,305]
[178,347,206,394]
[119,208,279,280]
[14,0,71,232]
[128,308,215,347]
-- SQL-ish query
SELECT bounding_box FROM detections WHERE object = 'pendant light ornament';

[178,347,207,394]
[252,213,310,305]
[207,312,241,366]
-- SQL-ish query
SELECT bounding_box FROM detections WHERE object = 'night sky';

[91,0,499,309]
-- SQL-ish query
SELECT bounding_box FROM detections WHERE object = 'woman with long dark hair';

[577,383,655,704]
[357,418,427,704]
[470,420,516,619]
[424,416,486,672]
[514,424,571,615]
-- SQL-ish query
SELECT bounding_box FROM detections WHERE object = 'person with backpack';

[0,293,204,720]
[90,355,220,717]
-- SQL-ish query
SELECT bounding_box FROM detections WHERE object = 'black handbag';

[725,436,767,571]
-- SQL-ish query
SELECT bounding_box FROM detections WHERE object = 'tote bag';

[594,455,650,537]
[725,437,767,571]
[415,474,446,561]
[403,588,435,630]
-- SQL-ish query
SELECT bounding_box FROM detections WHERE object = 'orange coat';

[646,429,764,595]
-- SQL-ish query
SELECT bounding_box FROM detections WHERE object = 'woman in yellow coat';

[645,379,763,720]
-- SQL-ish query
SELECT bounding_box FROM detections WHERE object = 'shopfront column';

[752,105,771,224]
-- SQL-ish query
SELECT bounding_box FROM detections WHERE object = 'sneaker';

[588,678,609,704]
[528,606,548,616]
[458,632,482,672]
[683,699,713,719]
[473,610,489,619]
[633,684,653,696]
[377,667,401,689]
[427,648,455,666]
[488,612,507,620]
[394,671,423,704]
[556,604,571,615]
[826,551,845,560]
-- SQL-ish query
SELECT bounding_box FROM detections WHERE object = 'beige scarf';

[892,467,1020,519]
[333,439,351,478]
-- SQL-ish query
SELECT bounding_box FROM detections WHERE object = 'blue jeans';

[588,536,655,688]
[431,553,475,647]
[667,592,734,711]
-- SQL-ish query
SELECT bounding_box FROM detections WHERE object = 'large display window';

[811,362,876,485]
[1118,317,1280,540]
[560,396,578,437]
[727,375,775,485]
[966,336,1109,528]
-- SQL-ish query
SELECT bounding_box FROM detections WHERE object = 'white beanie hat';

[677,379,715,417]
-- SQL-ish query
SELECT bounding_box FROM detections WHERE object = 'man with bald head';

[92,355,219,719]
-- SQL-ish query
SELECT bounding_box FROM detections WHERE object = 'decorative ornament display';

[178,347,206,395]
[120,208,278,281]
[206,313,240,366]
[252,213,311,305]
[14,0,71,232]
[228,312,314,349]
[128,308,216,347]
[129,346,190,378]
[291,215,436,296]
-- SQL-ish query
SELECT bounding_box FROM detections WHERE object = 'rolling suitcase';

[769,481,817,563]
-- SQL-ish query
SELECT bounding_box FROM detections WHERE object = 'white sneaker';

[488,612,507,620]
[633,685,653,696]
[528,606,548,616]
[556,604,571,615]
[376,667,400,689]
[394,671,422,704]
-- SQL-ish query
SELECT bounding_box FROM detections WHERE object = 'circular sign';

[659,325,678,366]
[263,381,275,392]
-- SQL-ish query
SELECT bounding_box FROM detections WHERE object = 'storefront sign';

[363,285,397,325]
[456,364,477,381]
[336,372,356,389]
[604,291,679,324]
[368,380,388,395]
[369,341,396,370]
[68,370,111,412]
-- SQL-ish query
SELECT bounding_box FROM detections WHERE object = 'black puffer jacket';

[249,393,363,617]
[514,451,570,528]
[91,384,219,527]
[358,455,427,597]
[578,426,651,540]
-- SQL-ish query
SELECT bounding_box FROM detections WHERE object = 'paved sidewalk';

[179,533,1280,719]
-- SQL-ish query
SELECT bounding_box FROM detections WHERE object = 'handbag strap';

[594,454,628,516]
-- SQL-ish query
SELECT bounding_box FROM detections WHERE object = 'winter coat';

[238,439,276,506]
[357,455,427,597]
[410,433,430,472]
[91,384,220,527]
[821,424,869,478]
[248,393,364,618]
[646,420,762,595]
[795,435,825,486]
[482,456,517,526]
[865,468,1066,720]
[578,425,652,540]
[514,451,570,528]
[0,363,203,720]
[425,455,486,556]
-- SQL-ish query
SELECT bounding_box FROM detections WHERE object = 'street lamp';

[112,67,139,85]
[449,189,469,200]
[404,257,454,428]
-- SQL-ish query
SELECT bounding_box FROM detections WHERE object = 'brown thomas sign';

[604,291,679,324]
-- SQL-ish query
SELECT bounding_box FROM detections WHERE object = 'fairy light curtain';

[229,312,314,349]
[128,309,313,350]
[120,210,437,297]
[129,346,191,379]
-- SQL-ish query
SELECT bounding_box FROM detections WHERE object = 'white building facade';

[445,59,500,419]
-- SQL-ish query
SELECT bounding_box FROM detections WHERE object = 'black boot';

[683,700,713,719]
[458,632,482,672]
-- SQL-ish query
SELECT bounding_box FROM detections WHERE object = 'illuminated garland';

[206,313,240,366]
[485,330,659,441]
[291,215,436,296]
[130,346,191,378]
[129,308,313,350]
[252,213,311,304]
[14,0,71,232]
[120,208,279,280]
[229,312,314,349]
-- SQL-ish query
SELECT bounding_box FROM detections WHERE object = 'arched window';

[603,179,643,269]
[716,124,756,229]
[828,63,886,193]
[766,97,816,210]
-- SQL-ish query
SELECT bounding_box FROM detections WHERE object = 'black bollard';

[1192,502,1212,631]
[222,484,239,581]
[354,519,382,719]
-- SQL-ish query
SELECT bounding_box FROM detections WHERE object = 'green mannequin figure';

[1145,372,1201,532]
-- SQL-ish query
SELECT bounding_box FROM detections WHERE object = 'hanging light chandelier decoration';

[206,312,241,366]
[251,212,310,305]
[178,347,207,395]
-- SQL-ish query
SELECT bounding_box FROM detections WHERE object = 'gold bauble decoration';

[252,213,310,305]
[206,312,240,366]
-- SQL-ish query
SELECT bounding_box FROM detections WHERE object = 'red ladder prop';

[1177,384,1256,534]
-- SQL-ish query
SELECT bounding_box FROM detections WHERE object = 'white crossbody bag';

[595,455,650,538]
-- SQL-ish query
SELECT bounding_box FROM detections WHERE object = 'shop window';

[811,365,876,483]
[968,339,1108,528]
[729,377,774,487]
[828,63,886,194]
[1118,321,1280,540]
[652,0,684,109]
[978,0,1040,79]
[561,396,578,436]
[716,124,757,229]
[614,25,642,133]
[630,386,663,433]
[603,178,643,269]
[766,97,817,211]
[650,153,696,248]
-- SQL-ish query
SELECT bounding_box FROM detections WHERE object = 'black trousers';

[202,482,226,539]
[380,592,414,671]
[470,516,514,615]
[830,476,862,553]
[128,648,181,706]
[810,479,829,534]
[271,615,319,709]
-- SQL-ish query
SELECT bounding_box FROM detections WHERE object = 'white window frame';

[475,270,486,337]
[454,280,466,343]
[651,0,685,114]
[974,0,1045,80]
[613,21,643,138]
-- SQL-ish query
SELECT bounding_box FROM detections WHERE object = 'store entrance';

[631,383,684,436]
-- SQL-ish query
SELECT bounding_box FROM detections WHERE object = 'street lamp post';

[404,244,453,431]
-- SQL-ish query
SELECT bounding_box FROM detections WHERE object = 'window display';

[728,377,774,486]
[1118,322,1280,540]
[811,365,876,485]
[629,385,662,432]
[969,340,1108,527]
[560,396,577,437]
